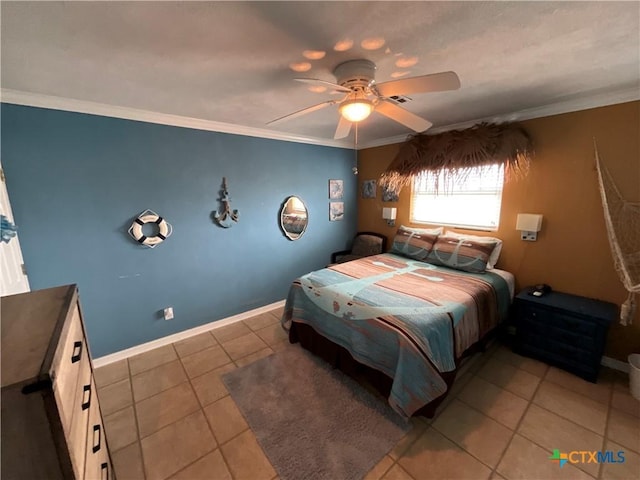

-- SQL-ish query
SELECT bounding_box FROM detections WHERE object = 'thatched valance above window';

[379,122,533,195]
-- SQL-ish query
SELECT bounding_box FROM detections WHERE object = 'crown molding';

[3,87,638,152]
[356,86,640,150]
[357,133,414,150]
[0,89,353,149]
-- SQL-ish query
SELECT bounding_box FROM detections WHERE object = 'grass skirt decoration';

[379,122,533,196]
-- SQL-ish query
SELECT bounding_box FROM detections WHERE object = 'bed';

[281,245,514,418]
[281,213,307,234]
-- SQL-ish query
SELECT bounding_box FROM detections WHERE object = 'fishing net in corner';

[595,144,640,325]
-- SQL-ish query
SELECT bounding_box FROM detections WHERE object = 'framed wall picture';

[382,185,399,202]
[329,202,344,221]
[329,179,344,199]
[362,179,376,199]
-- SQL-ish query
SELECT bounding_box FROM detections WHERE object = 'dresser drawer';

[1,285,113,480]
[84,377,111,480]
[52,303,85,431]
[68,351,92,479]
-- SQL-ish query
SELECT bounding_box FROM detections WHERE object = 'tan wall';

[357,101,640,361]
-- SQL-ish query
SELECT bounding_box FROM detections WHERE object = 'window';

[410,164,505,231]
[289,196,306,213]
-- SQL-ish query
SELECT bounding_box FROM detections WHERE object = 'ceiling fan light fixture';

[339,98,374,123]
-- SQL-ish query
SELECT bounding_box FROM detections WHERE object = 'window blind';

[410,164,505,231]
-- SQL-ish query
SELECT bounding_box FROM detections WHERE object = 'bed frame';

[289,321,494,418]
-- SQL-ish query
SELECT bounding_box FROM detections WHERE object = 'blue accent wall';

[1,104,357,357]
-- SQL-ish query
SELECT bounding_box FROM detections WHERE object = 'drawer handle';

[81,384,91,410]
[71,341,83,363]
[101,462,109,480]
[92,424,102,453]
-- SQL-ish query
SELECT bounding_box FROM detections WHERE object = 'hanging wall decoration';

[128,209,172,248]
[0,214,18,243]
[379,122,533,196]
[329,179,344,199]
[213,177,239,228]
[382,185,399,202]
[362,179,376,199]
[329,202,344,221]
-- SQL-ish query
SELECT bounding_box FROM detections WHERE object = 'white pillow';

[444,230,502,269]
[399,225,444,235]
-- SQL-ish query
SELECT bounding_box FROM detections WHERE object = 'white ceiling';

[2,1,639,148]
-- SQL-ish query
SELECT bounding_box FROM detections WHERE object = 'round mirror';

[280,196,308,240]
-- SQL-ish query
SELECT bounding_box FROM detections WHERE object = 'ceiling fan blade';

[375,99,433,132]
[266,100,338,125]
[294,78,352,93]
[376,71,460,97]
[334,116,352,139]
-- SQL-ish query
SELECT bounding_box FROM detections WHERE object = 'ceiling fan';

[267,59,460,139]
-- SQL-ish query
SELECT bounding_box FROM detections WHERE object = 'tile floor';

[95,309,640,480]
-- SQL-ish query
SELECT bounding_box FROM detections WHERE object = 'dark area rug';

[222,345,411,480]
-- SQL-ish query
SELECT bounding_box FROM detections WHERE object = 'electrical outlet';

[163,307,174,321]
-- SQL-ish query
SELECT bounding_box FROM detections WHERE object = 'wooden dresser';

[1,285,113,479]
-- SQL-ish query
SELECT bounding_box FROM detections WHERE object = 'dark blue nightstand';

[513,288,617,382]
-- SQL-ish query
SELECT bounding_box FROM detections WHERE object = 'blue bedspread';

[282,253,511,417]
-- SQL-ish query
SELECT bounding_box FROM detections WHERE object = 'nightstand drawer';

[544,337,593,364]
[519,316,597,351]
[520,305,597,337]
[518,343,598,382]
[518,315,548,336]
[517,331,593,366]
[551,311,597,336]
[548,324,597,351]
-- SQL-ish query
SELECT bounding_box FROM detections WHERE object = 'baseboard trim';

[94,306,631,374]
[601,355,630,374]
[93,300,285,368]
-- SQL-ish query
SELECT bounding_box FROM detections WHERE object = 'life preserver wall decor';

[128,209,172,248]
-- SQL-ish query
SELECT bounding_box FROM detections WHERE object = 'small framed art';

[382,185,399,202]
[362,179,376,199]
[329,202,344,221]
[329,179,344,199]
